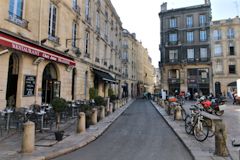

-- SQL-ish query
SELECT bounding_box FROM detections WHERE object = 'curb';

[150,100,196,160]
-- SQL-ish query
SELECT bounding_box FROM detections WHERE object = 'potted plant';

[51,97,67,141]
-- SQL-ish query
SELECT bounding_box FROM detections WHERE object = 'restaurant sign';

[0,33,75,66]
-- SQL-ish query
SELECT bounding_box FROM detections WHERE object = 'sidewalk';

[151,100,240,160]
[0,99,134,160]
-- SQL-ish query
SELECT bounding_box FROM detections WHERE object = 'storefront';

[92,68,117,97]
[0,30,75,109]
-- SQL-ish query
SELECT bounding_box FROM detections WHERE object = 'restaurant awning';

[93,68,117,84]
[227,81,237,87]
[0,29,75,66]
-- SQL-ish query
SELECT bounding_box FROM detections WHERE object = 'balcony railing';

[8,12,28,28]
[48,35,60,44]
[72,5,81,15]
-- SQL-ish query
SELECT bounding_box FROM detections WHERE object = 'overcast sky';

[111,0,239,67]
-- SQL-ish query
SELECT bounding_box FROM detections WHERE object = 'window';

[200,30,207,41]
[85,0,90,20]
[72,0,77,8]
[213,30,221,40]
[215,60,223,74]
[48,3,57,37]
[186,16,193,27]
[227,28,234,39]
[84,71,88,99]
[72,22,77,47]
[169,18,177,28]
[199,15,206,26]
[200,48,208,61]
[229,65,236,74]
[168,69,179,79]
[169,33,177,43]
[214,44,222,56]
[187,49,194,61]
[198,69,208,79]
[84,32,90,56]
[229,42,235,55]
[169,50,178,62]
[96,11,100,32]
[187,31,194,43]
[9,0,24,19]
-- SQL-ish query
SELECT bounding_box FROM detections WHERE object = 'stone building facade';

[121,29,154,97]
[159,1,212,97]
[0,0,154,109]
[210,17,240,97]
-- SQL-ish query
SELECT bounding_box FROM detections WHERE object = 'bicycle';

[185,105,209,142]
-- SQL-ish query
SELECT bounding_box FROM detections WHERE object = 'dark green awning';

[93,69,117,83]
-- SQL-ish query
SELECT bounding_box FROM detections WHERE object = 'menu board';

[24,75,36,96]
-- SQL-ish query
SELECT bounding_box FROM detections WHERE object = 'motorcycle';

[196,96,226,116]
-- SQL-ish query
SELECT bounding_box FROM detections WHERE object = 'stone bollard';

[215,120,229,157]
[100,106,105,120]
[91,108,98,125]
[174,105,182,120]
[22,121,35,153]
[77,112,85,133]
[109,103,113,114]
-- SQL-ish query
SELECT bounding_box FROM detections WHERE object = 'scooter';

[196,96,226,116]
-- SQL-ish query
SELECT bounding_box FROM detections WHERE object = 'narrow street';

[53,99,193,160]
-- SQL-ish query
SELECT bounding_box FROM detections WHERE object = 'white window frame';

[200,48,207,59]
[85,0,90,19]
[169,33,177,42]
[227,28,234,39]
[187,31,194,42]
[169,18,177,28]
[84,32,90,55]
[187,49,194,59]
[199,15,206,26]
[48,3,57,37]
[9,0,24,18]
[215,60,223,74]
[200,30,207,41]
[214,44,222,57]
[169,50,178,60]
[186,16,193,27]
[72,22,77,47]
[213,30,221,40]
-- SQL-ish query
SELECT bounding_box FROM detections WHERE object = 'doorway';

[42,63,60,104]
[6,54,19,107]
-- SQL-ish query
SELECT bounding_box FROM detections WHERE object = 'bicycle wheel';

[181,108,187,121]
[185,115,193,134]
[193,120,209,142]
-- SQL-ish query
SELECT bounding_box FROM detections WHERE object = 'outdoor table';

[36,110,46,132]
[71,103,78,117]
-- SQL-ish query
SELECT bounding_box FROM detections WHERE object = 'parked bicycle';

[185,105,209,142]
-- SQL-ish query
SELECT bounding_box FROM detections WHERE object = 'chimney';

[205,0,210,5]
[161,2,167,12]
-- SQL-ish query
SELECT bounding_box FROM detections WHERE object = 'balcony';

[48,35,60,44]
[85,16,91,25]
[169,59,179,64]
[198,78,209,83]
[187,58,195,63]
[123,44,128,49]
[8,12,28,28]
[95,57,100,63]
[84,53,90,58]
[122,58,128,63]
[168,78,180,84]
[72,5,81,15]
